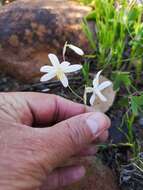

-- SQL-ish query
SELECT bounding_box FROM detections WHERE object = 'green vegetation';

[81,0,143,161]
[82,0,143,76]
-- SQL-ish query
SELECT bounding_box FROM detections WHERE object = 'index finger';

[20,92,93,126]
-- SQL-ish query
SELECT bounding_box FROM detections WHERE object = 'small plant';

[40,43,115,112]
[82,0,143,79]
[111,70,143,157]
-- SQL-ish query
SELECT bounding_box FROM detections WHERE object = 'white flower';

[40,53,82,88]
[85,70,112,106]
[115,2,122,11]
[63,42,84,60]
[67,44,84,55]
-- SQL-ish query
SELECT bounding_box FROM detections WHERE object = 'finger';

[10,92,93,125]
[41,166,85,190]
[34,112,110,170]
[77,145,98,156]
[77,130,109,156]
[93,130,109,144]
[22,92,93,125]
[98,130,109,142]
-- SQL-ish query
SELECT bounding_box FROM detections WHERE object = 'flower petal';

[67,44,84,56]
[61,61,71,68]
[48,54,60,67]
[63,41,68,60]
[98,81,112,91]
[40,71,56,82]
[93,70,102,87]
[59,73,69,87]
[85,87,93,93]
[94,89,107,102]
[64,65,82,73]
[90,93,96,106]
[40,65,54,73]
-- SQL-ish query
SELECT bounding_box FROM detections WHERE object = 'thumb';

[36,112,110,171]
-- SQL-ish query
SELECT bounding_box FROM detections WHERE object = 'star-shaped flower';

[85,70,112,105]
[40,53,82,88]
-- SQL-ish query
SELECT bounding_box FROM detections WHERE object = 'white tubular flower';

[67,44,84,56]
[63,41,68,60]
[40,53,82,88]
[63,42,84,60]
[85,70,112,106]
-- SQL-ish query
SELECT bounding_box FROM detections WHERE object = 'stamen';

[56,68,64,80]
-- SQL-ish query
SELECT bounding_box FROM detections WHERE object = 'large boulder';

[61,157,120,190]
[0,0,91,82]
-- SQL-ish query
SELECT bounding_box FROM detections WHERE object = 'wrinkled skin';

[0,92,110,190]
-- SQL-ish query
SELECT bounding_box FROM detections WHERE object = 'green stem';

[68,86,84,102]
[96,142,134,149]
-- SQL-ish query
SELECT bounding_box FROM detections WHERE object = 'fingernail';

[85,106,95,112]
[86,112,110,137]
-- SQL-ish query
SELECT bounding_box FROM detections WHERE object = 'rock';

[0,0,91,82]
[60,156,120,190]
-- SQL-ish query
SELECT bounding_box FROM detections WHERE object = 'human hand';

[0,92,110,190]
